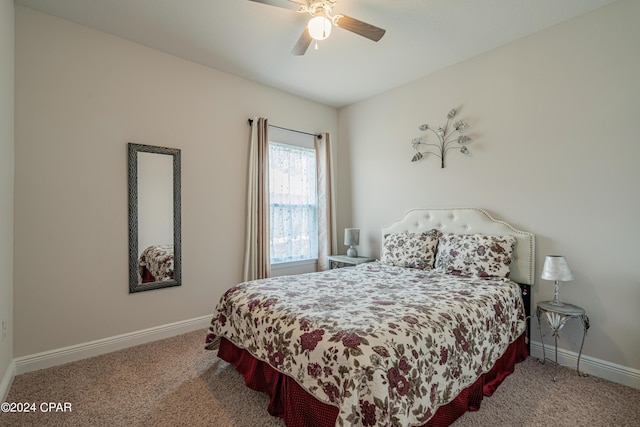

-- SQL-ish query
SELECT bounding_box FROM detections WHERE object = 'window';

[269,142,318,264]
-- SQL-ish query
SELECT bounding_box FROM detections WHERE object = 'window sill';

[271,258,317,270]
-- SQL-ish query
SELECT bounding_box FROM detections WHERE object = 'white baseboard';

[13,315,212,375]
[1,360,16,402]
[529,340,640,389]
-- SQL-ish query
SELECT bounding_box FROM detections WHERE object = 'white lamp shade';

[308,16,332,40]
[541,255,575,281]
[344,228,360,246]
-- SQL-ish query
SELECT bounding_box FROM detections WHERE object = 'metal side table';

[536,301,590,381]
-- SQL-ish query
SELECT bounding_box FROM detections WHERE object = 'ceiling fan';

[249,0,386,55]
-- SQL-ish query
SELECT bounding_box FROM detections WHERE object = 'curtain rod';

[247,118,320,138]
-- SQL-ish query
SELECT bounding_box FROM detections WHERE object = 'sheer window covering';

[269,143,318,264]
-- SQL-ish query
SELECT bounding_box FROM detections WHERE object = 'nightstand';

[328,255,374,269]
[536,301,590,381]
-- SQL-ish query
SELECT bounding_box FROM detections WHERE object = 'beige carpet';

[2,329,639,427]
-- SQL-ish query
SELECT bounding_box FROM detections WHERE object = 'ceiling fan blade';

[248,0,304,12]
[335,15,386,42]
[291,28,312,55]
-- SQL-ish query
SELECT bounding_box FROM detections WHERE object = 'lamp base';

[549,281,564,306]
[347,246,357,257]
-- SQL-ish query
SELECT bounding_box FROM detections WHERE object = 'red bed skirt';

[217,333,528,427]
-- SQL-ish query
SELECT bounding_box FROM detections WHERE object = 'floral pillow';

[380,229,441,270]
[434,234,517,279]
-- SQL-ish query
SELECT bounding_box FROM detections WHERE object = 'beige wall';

[338,0,640,371]
[0,0,14,393]
[13,6,337,357]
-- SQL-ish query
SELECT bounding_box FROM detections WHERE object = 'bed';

[138,244,174,283]
[205,208,535,426]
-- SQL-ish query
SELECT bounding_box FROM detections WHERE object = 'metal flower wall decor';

[410,108,473,168]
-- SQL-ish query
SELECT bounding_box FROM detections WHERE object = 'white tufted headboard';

[381,208,535,285]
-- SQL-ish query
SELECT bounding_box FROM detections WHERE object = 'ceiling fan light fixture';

[308,16,332,40]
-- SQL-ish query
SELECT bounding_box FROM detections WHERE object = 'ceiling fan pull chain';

[315,40,319,50]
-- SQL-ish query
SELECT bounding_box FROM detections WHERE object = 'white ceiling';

[15,0,616,108]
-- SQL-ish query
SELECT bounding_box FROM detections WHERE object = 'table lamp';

[541,255,575,306]
[344,228,360,257]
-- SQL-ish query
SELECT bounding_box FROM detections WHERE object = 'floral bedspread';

[138,244,174,283]
[206,262,526,427]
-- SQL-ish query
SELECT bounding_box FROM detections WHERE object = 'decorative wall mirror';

[128,143,181,293]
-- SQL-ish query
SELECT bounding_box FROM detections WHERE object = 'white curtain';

[316,133,337,270]
[243,117,270,281]
[269,143,318,263]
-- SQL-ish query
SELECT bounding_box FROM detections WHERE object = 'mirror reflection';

[138,152,174,283]
[128,143,181,292]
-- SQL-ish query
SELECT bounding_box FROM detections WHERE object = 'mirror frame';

[128,143,182,293]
